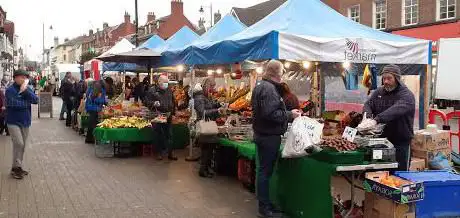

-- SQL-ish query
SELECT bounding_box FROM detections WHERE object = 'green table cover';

[218,138,257,160]
[93,124,190,149]
[93,128,154,142]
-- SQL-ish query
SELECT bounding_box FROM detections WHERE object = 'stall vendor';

[362,64,415,171]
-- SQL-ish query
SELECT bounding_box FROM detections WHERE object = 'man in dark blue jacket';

[252,60,301,218]
[363,64,415,171]
[5,69,38,179]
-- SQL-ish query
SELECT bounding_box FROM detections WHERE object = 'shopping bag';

[196,110,219,136]
[282,116,324,158]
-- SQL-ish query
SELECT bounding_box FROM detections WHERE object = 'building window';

[348,5,360,23]
[438,0,456,20]
[403,0,418,25]
[63,54,66,61]
[374,0,387,30]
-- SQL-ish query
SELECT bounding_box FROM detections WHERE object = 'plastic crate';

[395,171,460,218]
[95,140,114,158]
[310,149,365,164]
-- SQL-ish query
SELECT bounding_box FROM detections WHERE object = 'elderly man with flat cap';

[363,64,416,171]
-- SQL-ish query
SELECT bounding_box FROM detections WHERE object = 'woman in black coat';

[193,78,224,178]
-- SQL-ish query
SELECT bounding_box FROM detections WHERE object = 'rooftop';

[231,0,287,26]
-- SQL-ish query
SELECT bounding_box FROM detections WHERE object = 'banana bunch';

[97,116,152,129]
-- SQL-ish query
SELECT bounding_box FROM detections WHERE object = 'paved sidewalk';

[0,97,256,218]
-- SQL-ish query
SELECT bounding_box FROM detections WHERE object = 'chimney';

[214,11,222,25]
[124,11,130,23]
[171,0,183,15]
[54,37,59,47]
[89,29,94,36]
[147,12,156,22]
[103,22,109,29]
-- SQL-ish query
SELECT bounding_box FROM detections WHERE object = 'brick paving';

[0,97,257,218]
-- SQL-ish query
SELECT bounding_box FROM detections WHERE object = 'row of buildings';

[0,6,20,77]
[51,0,460,67]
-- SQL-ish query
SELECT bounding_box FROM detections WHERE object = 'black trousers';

[394,143,411,171]
[0,116,8,134]
[200,142,216,172]
[154,123,172,155]
[85,111,99,143]
[65,99,73,126]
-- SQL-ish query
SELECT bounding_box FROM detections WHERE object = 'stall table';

[218,138,398,218]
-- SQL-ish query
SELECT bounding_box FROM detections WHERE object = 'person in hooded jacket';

[363,64,415,171]
[193,78,226,178]
[85,80,107,144]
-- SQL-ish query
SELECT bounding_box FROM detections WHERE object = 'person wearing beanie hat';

[5,69,38,179]
[363,64,415,171]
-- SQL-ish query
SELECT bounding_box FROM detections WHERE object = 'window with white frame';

[438,0,456,20]
[403,0,418,25]
[374,0,387,29]
[348,5,360,23]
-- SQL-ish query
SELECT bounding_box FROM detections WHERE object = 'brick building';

[82,12,136,54]
[137,0,197,44]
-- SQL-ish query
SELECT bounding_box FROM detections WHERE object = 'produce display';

[172,110,191,125]
[379,175,403,188]
[97,116,152,129]
[321,136,358,152]
[172,85,188,110]
[101,102,147,118]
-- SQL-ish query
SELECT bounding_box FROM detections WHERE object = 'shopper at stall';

[5,69,38,179]
[145,75,177,161]
[193,78,226,178]
[61,76,76,127]
[362,64,415,171]
[85,80,107,144]
[280,82,300,111]
[252,60,301,218]
[124,76,133,100]
[59,72,72,120]
[104,77,115,100]
[133,77,149,103]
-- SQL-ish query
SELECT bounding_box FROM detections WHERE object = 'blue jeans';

[255,134,281,210]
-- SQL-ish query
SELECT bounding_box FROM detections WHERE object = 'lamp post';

[134,0,139,47]
[42,23,53,71]
[199,3,213,28]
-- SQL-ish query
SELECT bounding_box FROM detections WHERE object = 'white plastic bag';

[282,116,324,158]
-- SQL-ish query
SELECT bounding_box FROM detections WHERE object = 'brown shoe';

[10,168,23,180]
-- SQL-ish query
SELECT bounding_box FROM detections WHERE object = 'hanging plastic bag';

[282,116,324,158]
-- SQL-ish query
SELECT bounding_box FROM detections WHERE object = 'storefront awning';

[392,20,460,51]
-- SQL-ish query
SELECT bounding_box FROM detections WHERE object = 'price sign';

[342,126,357,142]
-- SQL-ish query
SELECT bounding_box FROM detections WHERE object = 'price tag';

[373,149,383,160]
[342,126,357,142]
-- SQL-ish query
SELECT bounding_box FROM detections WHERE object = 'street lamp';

[42,23,53,71]
[199,3,213,28]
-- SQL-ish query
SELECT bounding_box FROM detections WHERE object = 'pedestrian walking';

[251,60,301,218]
[145,75,177,161]
[363,64,416,171]
[85,80,106,144]
[5,69,38,179]
[61,76,75,127]
[0,75,11,136]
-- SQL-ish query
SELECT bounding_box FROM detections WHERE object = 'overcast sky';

[2,0,267,61]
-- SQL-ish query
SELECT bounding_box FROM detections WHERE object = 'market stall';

[158,0,432,217]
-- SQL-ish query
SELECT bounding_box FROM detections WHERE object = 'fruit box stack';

[363,171,424,204]
[411,130,451,168]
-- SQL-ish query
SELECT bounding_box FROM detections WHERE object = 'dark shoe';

[18,167,29,176]
[199,170,214,178]
[85,140,95,144]
[257,209,283,218]
[10,168,24,180]
[167,155,178,161]
[59,118,65,121]
[156,155,163,161]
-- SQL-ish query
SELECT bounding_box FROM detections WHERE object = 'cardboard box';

[411,130,450,151]
[364,171,424,204]
[411,147,451,168]
[364,192,416,218]
[409,158,426,171]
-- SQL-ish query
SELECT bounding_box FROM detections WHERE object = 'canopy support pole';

[419,65,430,129]
[186,66,199,162]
